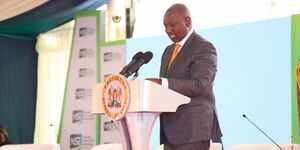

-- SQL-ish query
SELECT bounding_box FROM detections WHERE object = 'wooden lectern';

[91,80,190,150]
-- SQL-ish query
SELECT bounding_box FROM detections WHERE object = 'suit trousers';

[164,140,210,150]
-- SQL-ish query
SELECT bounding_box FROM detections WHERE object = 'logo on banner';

[79,27,95,37]
[79,27,88,37]
[72,110,83,123]
[103,52,122,62]
[102,74,130,120]
[79,48,95,58]
[75,88,92,101]
[75,88,85,100]
[72,110,94,124]
[79,68,95,78]
[70,134,82,149]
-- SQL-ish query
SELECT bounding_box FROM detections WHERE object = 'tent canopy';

[0,0,107,40]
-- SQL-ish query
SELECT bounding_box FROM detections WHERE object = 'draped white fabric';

[34,21,74,144]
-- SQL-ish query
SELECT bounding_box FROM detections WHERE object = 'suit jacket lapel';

[160,44,175,77]
[166,31,197,77]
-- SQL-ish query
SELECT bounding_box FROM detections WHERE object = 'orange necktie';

[168,44,181,69]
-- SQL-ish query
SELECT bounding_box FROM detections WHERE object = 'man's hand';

[146,78,162,85]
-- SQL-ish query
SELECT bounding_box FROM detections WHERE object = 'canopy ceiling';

[0,0,49,22]
[0,0,107,40]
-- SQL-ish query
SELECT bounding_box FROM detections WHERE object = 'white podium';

[92,80,190,150]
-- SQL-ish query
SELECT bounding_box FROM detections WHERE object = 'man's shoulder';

[190,33,213,46]
[192,32,210,43]
[189,32,216,52]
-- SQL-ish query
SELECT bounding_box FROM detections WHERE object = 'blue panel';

[126,16,291,149]
[199,17,291,149]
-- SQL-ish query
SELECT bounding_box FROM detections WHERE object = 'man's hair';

[166,3,191,19]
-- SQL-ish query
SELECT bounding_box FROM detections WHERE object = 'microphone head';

[242,114,246,118]
[133,52,144,60]
[143,51,153,64]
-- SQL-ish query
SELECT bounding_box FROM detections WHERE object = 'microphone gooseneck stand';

[242,114,283,150]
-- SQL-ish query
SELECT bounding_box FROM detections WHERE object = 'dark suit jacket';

[159,31,222,145]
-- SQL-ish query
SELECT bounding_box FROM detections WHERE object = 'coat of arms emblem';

[101,74,130,120]
[107,86,122,108]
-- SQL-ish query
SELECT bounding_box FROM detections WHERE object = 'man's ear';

[185,16,192,28]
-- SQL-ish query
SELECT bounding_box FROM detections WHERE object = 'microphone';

[119,52,144,75]
[242,114,283,150]
[124,51,153,78]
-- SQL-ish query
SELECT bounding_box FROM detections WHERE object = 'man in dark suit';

[147,3,222,150]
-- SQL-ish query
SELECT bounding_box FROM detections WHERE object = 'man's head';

[164,3,192,42]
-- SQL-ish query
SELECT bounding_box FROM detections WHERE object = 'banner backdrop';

[58,11,104,150]
[292,14,300,144]
[99,40,126,144]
